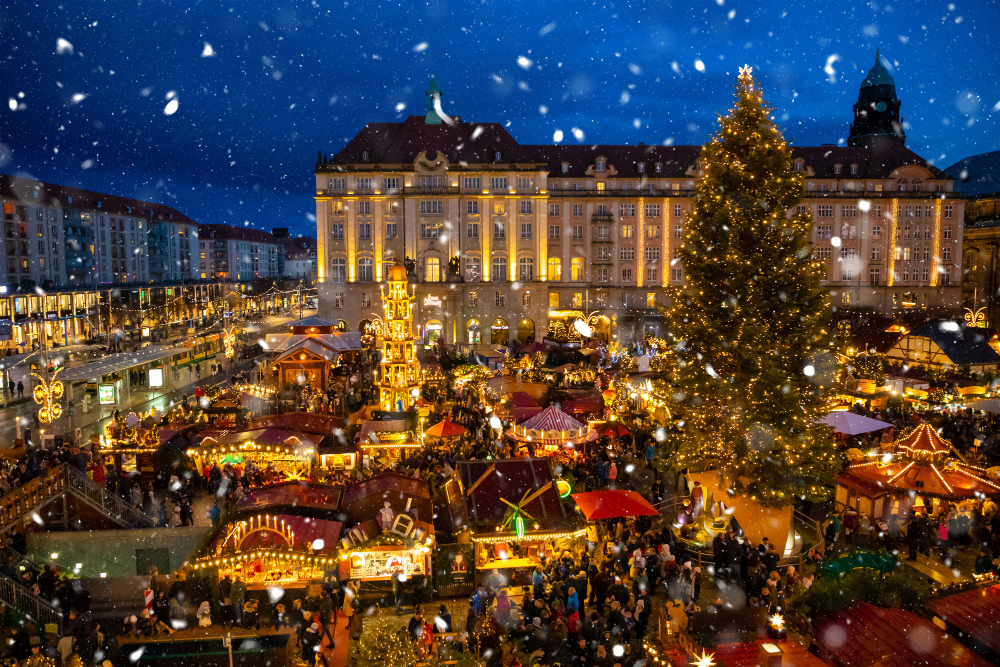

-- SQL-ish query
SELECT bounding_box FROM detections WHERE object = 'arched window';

[330,257,346,283]
[491,256,507,282]
[425,257,441,282]
[547,257,562,281]
[518,256,534,281]
[358,257,373,283]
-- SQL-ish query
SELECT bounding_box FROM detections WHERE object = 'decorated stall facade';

[186,429,317,479]
[837,422,1000,522]
[454,459,584,586]
[98,409,163,479]
[192,512,342,590]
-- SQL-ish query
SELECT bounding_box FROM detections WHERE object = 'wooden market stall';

[454,458,586,587]
[97,410,162,480]
[186,430,316,479]
[192,512,342,591]
[356,420,421,466]
[836,422,1000,522]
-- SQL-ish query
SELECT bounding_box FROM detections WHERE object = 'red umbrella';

[424,419,468,438]
[571,490,659,520]
[596,422,631,438]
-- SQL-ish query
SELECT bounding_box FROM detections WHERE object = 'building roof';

[198,223,277,244]
[859,51,896,90]
[0,173,197,224]
[946,150,1000,198]
[324,126,948,182]
[282,237,317,260]
[813,603,993,667]
[906,321,1000,366]
[457,458,565,528]
[927,585,1000,660]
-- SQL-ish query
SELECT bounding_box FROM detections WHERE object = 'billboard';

[148,368,163,388]
[98,383,117,405]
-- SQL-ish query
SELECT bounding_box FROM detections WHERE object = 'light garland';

[471,528,586,544]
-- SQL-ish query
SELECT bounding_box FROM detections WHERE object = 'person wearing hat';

[243,599,259,630]
[23,635,48,667]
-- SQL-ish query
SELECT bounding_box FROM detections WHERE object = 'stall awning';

[56,345,187,381]
[571,490,659,520]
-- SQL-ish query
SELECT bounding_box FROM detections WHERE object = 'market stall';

[192,513,342,590]
[356,420,421,466]
[836,422,1000,522]
[454,459,585,587]
[97,410,162,479]
[186,433,315,479]
[505,405,598,459]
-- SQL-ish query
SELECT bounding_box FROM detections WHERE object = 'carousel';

[505,405,598,458]
[837,422,1000,521]
[191,513,341,590]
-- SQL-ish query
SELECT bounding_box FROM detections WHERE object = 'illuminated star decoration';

[691,649,716,667]
[32,367,64,423]
[770,613,785,630]
[738,64,754,89]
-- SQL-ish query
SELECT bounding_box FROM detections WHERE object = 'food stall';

[192,513,342,590]
[98,410,162,479]
[356,420,422,466]
[186,434,315,478]
[337,511,436,594]
[454,459,586,587]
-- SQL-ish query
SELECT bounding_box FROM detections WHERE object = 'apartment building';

[197,224,280,281]
[312,60,964,345]
[0,175,200,289]
[282,236,317,282]
[149,219,199,283]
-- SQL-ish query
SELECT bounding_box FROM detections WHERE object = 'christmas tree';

[355,615,417,667]
[664,66,841,506]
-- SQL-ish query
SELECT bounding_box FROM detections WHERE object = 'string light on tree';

[662,64,841,507]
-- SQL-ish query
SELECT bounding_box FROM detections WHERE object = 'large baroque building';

[315,57,965,346]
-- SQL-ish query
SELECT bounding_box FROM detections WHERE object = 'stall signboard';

[148,368,164,388]
[434,543,474,589]
[137,453,156,474]
[349,548,427,580]
[99,383,117,405]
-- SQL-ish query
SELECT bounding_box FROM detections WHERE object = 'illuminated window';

[425,257,441,282]
[549,292,559,308]
[547,257,562,281]
[571,258,584,281]
[647,292,656,308]
[572,293,583,308]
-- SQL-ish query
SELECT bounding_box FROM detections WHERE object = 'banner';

[348,548,427,581]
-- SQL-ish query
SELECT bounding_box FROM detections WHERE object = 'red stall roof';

[814,603,993,667]
[927,584,1000,658]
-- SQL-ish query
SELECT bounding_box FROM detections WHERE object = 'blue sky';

[0,0,996,237]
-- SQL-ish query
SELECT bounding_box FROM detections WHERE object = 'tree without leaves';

[662,66,842,507]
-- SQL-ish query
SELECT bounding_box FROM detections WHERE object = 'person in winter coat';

[231,576,246,626]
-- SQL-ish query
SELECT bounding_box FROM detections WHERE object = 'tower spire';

[875,48,880,64]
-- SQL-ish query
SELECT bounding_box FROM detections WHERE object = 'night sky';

[0,1,996,238]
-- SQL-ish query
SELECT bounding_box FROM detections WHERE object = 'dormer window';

[495,151,502,161]
[362,150,369,161]
[655,163,662,173]
[850,164,858,175]
[794,161,803,172]
[596,159,606,172]
[834,165,842,175]
[637,162,645,173]
[561,163,569,174]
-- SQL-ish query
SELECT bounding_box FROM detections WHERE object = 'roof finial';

[875,49,880,64]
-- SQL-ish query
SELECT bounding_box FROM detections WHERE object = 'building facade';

[197,224,280,281]
[282,237,317,282]
[0,175,178,289]
[315,61,965,345]
[149,219,199,283]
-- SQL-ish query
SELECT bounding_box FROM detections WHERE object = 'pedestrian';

[17,380,23,398]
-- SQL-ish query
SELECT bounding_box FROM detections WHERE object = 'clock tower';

[848,50,906,147]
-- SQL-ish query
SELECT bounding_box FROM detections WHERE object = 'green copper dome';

[860,50,895,88]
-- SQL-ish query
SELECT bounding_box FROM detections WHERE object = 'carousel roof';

[520,405,586,432]
[839,422,1000,498]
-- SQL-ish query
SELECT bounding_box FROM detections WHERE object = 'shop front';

[186,437,314,479]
